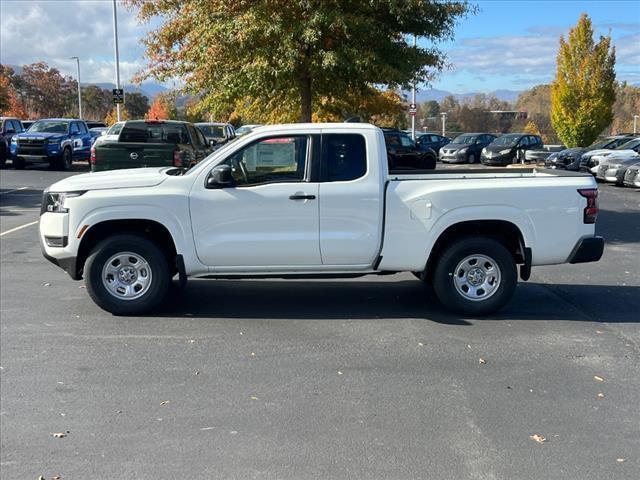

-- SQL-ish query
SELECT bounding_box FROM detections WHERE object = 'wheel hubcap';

[101,252,152,300]
[453,254,501,301]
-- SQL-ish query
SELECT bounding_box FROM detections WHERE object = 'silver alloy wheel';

[101,251,153,300]
[452,254,501,302]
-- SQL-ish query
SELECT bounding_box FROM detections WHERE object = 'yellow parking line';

[0,221,38,237]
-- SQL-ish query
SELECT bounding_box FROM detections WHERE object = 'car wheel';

[432,236,517,316]
[13,156,26,170]
[468,153,476,164]
[58,147,72,171]
[84,234,170,315]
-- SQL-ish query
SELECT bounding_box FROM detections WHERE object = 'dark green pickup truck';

[91,120,214,172]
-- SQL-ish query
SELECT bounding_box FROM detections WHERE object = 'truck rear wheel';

[84,234,170,315]
[432,237,517,316]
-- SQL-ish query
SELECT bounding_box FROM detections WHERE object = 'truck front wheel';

[432,237,517,316]
[55,148,73,171]
[84,234,170,315]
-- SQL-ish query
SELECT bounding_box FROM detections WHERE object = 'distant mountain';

[82,82,169,100]
[413,88,522,103]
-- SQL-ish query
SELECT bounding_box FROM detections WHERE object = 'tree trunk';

[299,71,312,123]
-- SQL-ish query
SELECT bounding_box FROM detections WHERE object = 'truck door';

[190,134,321,267]
[318,131,382,265]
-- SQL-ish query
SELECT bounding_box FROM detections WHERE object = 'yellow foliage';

[104,106,129,126]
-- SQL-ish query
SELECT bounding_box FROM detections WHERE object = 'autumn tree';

[610,83,640,134]
[551,14,616,147]
[127,0,473,122]
[82,85,113,120]
[145,93,176,120]
[19,62,77,118]
[0,68,28,118]
[104,106,130,126]
[125,92,150,118]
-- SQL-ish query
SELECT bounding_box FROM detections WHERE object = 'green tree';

[82,85,112,120]
[126,0,473,122]
[551,14,616,147]
[421,100,440,117]
[124,92,150,118]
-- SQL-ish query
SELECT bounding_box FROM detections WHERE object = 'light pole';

[411,35,416,141]
[634,115,638,135]
[112,0,122,121]
[440,112,447,137]
[70,56,82,119]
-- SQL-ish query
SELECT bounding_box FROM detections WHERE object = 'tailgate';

[93,142,175,171]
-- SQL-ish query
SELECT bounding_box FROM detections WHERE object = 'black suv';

[0,117,24,166]
[383,129,436,170]
[481,133,543,166]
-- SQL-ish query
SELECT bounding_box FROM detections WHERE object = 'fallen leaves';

[160,400,170,406]
[337,371,343,375]
[479,358,486,365]
[597,393,605,399]
[250,396,258,401]
[52,431,68,438]
[530,434,546,444]
[616,458,625,463]
[594,375,604,382]
[417,342,424,347]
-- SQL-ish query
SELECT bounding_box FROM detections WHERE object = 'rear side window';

[322,134,367,182]
[384,134,400,147]
[120,123,190,144]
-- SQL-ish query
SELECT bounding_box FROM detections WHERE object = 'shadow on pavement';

[158,279,640,325]
[596,208,640,244]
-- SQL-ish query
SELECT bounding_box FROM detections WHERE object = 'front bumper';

[39,211,81,280]
[481,153,514,165]
[568,236,604,264]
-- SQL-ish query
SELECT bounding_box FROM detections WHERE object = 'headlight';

[41,190,86,214]
[482,148,487,154]
[500,149,511,155]
[11,137,17,144]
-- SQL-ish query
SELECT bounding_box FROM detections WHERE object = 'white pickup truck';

[39,123,604,316]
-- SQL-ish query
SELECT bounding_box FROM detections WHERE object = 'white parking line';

[0,221,38,237]
[0,187,29,195]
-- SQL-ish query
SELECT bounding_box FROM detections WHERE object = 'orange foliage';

[145,96,170,120]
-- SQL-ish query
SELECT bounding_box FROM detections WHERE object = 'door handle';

[289,194,316,200]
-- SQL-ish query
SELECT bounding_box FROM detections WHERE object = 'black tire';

[56,147,72,171]
[13,156,25,169]
[84,234,171,315]
[432,236,517,316]
[0,142,7,166]
[468,153,476,164]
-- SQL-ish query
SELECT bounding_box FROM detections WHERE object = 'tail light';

[90,146,96,165]
[173,148,183,167]
[578,188,598,224]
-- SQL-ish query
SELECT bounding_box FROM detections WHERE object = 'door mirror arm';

[206,164,234,189]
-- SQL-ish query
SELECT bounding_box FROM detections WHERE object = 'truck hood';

[16,132,66,142]
[48,167,168,192]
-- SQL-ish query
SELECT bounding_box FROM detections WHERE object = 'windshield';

[451,135,477,145]
[491,135,520,147]
[589,138,615,149]
[615,138,640,150]
[28,120,69,133]
[197,125,225,138]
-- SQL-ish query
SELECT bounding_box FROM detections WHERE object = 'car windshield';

[615,139,640,150]
[197,125,225,138]
[589,138,616,149]
[451,135,477,145]
[28,120,69,133]
[491,135,520,147]
[236,126,254,135]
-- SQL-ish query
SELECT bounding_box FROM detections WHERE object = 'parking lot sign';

[409,103,417,116]
[112,88,124,104]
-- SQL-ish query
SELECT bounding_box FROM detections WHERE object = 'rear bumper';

[568,236,604,264]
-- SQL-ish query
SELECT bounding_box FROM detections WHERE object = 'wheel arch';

[75,219,178,280]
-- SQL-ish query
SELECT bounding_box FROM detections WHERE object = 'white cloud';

[0,0,153,84]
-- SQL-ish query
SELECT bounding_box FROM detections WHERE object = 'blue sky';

[1,0,638,94]
[429,0,640,92]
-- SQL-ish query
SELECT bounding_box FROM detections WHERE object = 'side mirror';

[209,139,217,147]
[206,164,234,188]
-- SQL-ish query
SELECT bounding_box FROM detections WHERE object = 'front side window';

[70,123,80,134]
[399,134,414,148]
[223,136,308,186]
[323,134,366,182]
[384,134,400,147]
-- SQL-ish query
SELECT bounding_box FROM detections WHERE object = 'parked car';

[0,117,24,166]
[416,133,450,153]
[21,120,35,131]
[89,127,108,144]
[440,133,496,164]
[481,134,543,166]
[86,121,107,129]
[383,129,436,170]
[235,124,262,137]
[525,145,565,163]
[195,122,236,147]
[10,118,92,170]
[595,157,640,184]
[92,122,124,149]
[545,135,635,171]
[91,120,214,172]
[622,163,640,188]
[40,123,604,317]
[582,137,640,174]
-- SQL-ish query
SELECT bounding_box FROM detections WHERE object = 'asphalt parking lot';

[1,162,639,480]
